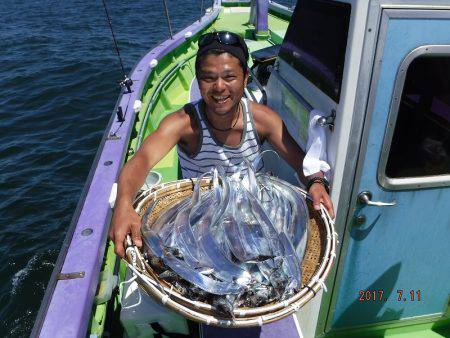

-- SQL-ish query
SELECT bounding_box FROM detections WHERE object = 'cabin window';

[278,0,351,102]
[385,56,450,178]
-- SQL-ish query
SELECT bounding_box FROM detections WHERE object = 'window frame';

[378,45,450,190]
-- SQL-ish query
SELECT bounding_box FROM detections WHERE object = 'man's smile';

[212,95,231,104]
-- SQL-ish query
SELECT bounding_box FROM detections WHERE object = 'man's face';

[197,52,248,116]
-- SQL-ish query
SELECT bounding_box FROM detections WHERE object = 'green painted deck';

[214,7,288,48]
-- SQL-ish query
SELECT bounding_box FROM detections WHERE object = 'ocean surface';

[0,0,292,336]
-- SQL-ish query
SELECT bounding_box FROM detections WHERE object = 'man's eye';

[225,75,236,80]
[201,76,215,82]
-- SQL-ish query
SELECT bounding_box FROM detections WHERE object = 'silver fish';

[265,175,309,259]
[221,180,262,263]
[194,170,252,287]
[235,183,273,261]
[144,213,244,295]
[172,203,204,268]
[162,249,243,295]
[162,173,211,249]
[278,232,302,294]
[170,174,216,269]
[152,197,191,245]
[142,159,310,309]
[142,228,164,258]
[246,188,283,257]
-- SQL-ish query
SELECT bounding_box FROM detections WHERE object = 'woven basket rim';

[125,177,337,327]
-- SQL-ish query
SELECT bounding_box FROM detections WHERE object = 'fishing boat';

[32,0,450,337]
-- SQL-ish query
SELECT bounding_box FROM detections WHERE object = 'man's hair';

[195,49,247,76]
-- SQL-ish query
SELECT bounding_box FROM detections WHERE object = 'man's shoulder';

[249,101,280,126]
[164,105,192,125]
[159,104,199,139]
[247,101,284,139]
[169,100,201,120]
[155,106,189,135]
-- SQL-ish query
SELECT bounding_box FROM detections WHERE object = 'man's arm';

[109,110,189,257]
[252,103,334,218]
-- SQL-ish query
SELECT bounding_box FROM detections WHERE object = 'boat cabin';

[267,0,450,337]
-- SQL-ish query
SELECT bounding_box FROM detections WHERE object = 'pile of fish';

[141,160,309,317]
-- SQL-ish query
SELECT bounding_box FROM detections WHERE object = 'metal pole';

[162,0,173,39]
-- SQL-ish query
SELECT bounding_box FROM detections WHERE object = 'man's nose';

[213,77,226,92]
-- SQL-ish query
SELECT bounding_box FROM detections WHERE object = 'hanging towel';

[303,109,331,178]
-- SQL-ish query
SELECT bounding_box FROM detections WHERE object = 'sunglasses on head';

[198,31,248,58]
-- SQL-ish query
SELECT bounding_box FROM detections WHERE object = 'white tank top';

[177,98,262,178]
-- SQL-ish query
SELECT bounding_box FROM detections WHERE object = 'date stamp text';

[358,290,422,302]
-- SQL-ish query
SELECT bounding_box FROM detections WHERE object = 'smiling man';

[110,31,334,257]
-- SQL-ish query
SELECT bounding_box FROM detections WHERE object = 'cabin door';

[329,9,450,331]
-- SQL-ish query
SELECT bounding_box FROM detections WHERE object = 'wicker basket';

[124,178,337,328]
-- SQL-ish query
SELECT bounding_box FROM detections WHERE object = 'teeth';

[213,96,229,101]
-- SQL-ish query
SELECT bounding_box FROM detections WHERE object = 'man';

[110,31,334,257]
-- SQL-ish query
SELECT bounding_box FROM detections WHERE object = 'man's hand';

[109,201,142,258]
[308,183,335,219]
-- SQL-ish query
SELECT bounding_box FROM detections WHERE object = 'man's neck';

[204,101,241,131]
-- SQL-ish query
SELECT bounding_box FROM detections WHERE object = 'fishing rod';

[101,0,133,96]
[162,0,173,39]
[200,0,204,22]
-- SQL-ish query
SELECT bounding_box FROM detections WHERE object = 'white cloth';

[303,109,331,178]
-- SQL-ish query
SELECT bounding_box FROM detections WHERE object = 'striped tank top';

[177,98,262,178]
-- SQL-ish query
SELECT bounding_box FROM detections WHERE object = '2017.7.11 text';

[358,290,422,302]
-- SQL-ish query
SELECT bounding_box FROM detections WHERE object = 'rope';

[257,316,263,326]
[162,0,174,39]
[125,246,137,267]
[317,279,328,293]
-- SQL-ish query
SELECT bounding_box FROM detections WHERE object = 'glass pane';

[386,56,450,178]
[278,0,351,102]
